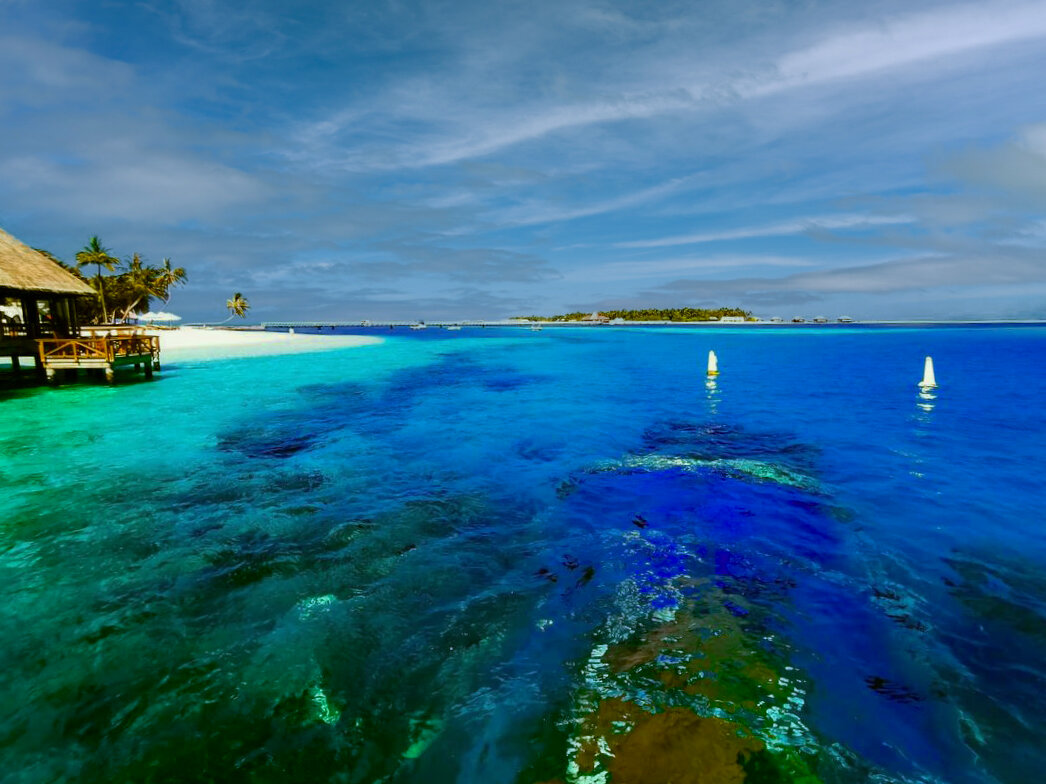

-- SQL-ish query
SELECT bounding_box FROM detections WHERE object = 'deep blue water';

[2,326,1044,783]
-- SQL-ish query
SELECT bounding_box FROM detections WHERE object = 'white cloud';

[489,175,697,227]
[751,1,1046,96]
[290,2,1046,171]
[615,214,914,249]
[572,254,818,283]
[0,152,269,223]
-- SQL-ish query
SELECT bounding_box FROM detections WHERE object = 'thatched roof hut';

[0,229,95,296]
[2,229,98,365]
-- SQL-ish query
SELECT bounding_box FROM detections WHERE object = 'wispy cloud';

[751,1,1046,95]
[489,175,698,227]
[615,214,915,249]
[567,254,818,283]
[290,2,1046,172]
[642,247,1046,304]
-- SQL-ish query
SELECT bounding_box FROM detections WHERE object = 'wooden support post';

[10,355,19,374]
[144,360,153,378]
[45,367,56,384]
[104,367,115,384]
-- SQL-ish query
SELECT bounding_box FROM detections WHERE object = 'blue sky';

[2,0,1046,321]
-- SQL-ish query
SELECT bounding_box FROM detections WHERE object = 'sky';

[2,0,1046,321]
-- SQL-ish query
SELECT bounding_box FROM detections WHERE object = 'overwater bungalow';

[0,229,159,383]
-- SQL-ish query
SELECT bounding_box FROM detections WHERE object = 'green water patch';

[557,580,825,784]
[559,419,827,499]
[585,455,822,493]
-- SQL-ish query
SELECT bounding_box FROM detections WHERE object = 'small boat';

[837,316,854,323]
[918,356,937,389]
[530,324,543,331]
[707,350,719,376]
[446,325,461,331]
[410,323,427,331]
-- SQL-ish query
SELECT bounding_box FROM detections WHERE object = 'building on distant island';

[720,316,746,323]
[581,312,610,323]
[1,228,95,373]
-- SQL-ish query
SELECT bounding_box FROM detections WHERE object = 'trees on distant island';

[43,237,187,324]
[513,307,752,322]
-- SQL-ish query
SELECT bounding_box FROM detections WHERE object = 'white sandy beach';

[146,326,382,361]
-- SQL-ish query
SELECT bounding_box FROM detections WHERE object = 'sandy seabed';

[146,326,382,361]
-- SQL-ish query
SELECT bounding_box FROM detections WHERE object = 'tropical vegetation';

[224,292,250,321]
[48,237,187,324]
[74,236,120,323]
[513,307,753,322]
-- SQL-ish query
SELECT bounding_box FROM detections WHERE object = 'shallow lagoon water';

[2,326,1045,783]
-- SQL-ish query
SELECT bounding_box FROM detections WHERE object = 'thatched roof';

[0,228,96,296]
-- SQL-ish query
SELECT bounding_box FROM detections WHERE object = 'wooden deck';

[37,332,161,382]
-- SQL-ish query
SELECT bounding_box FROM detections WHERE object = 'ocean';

[2,325,1044,783]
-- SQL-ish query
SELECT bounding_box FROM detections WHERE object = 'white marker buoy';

[707,350,719,376]
[918,356,936,388]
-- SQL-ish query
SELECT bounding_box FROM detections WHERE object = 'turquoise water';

[2,326,1044,783]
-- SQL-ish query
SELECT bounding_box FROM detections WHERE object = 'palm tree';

[156,258,187,305]
[75,236,119,323]
[224,292,250,322]
[115,253,163,321]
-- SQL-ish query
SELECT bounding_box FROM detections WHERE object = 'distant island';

[513,307,753,322]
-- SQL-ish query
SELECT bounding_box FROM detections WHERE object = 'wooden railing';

[37,334,160,364]
[39,338,107,362]
[106,334,161,361]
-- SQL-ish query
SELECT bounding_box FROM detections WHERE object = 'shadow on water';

[217,353,547,459]
[1,488,555,783]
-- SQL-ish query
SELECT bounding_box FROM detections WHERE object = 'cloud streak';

[291,1,1046,172]
[615,214,915,249]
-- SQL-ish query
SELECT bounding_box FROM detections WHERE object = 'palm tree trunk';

[96,263,108,323]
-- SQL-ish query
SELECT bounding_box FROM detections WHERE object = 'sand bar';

[147,326,382,361]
